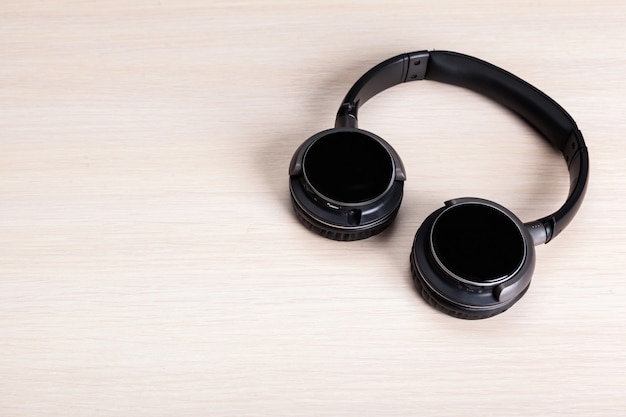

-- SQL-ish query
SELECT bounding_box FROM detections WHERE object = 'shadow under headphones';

[288,50,589,319]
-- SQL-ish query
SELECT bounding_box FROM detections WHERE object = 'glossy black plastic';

[431,203,525,284]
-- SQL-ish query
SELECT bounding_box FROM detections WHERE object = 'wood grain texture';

[1,1,625,416]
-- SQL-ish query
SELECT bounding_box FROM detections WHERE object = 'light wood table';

[1,1,625,416]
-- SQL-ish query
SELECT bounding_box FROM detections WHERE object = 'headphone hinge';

[335,103,358,128]
[525,220,549,246]
[404,51,430,82]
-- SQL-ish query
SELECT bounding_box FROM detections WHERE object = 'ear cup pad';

[291,194,399,241]
[410,256,529,319]
[409,198,535,319]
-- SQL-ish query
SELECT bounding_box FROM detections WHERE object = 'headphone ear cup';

[289,128,405,241]
[410,198,535,319]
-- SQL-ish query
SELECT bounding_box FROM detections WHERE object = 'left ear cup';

[409,198,535,319]
[289,128,406,241]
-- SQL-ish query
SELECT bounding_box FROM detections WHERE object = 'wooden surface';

[1,1,625,416]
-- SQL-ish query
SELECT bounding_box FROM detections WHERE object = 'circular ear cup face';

[431,203,526,284]
[289,128,405,241]
[303,131,395,204]
[410,198,535,319]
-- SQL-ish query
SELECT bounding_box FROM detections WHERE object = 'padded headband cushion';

[425,51,576,152]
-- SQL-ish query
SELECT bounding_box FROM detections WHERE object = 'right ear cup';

[410,198,535,319]
[289,128,406,241]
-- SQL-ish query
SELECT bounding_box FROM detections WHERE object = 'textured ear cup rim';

[291,195,398,241]
[410,254,529,319]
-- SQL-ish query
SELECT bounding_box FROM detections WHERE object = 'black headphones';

[288,50,589,319]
